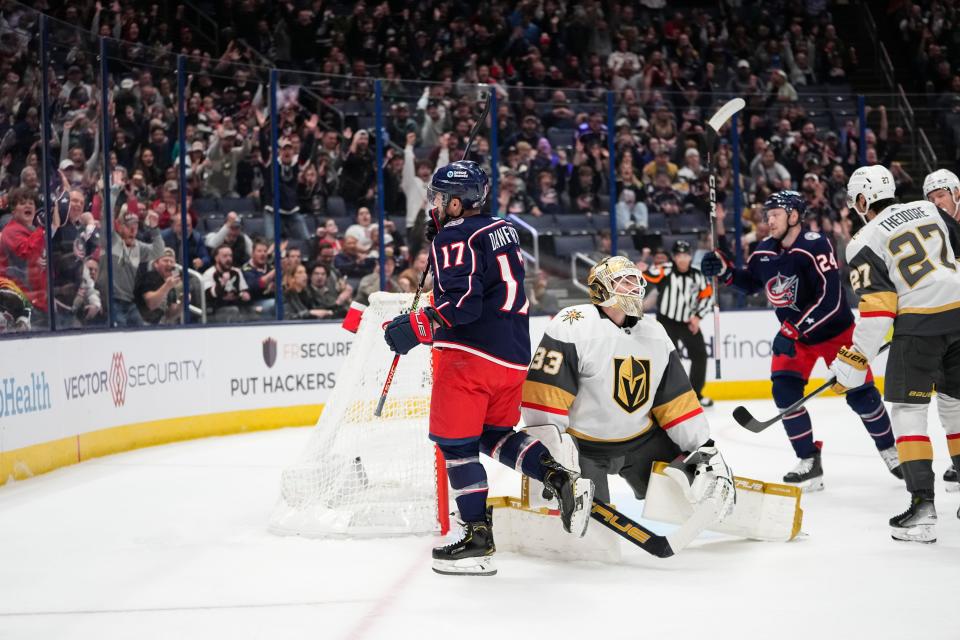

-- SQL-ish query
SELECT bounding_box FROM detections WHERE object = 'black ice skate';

[944,464,958,493]
[889,496,937,544]
[783,449,824,492]
[879,447,903,479]
[432,518,496,576]
[541,457,594,537]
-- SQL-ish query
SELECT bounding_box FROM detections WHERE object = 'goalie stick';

[374,86,494,417]
[705,98,746,380]
[733,342,891,433]
[591,497,719,558]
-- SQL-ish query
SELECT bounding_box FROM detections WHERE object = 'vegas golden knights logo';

[613,357,650,413]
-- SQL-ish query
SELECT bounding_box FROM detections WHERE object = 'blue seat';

[326,196,347,218]
[551,235,595,258]
[193,198,218,214]
[219,197,257,215]
[553,214,593,234]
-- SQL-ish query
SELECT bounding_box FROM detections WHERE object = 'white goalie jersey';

[520,304,710,453]
[846,199,960,359]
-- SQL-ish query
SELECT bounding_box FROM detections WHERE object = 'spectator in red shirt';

[0,187,47,322]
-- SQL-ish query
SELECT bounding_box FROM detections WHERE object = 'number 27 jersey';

[846,200,960,336]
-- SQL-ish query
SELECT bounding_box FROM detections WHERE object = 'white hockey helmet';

[922,169,960,213]
[588,256,646,318]
[846,165,896,220]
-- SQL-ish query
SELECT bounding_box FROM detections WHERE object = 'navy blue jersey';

[721,229,854,344]
[429,215,530,369]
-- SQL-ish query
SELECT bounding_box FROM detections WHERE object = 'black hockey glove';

[700,251,729,279]
[383,308,442,355]
[425,207,443,244]
[772,321,799,358]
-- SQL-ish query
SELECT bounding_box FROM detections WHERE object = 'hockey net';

[269,292,449,537]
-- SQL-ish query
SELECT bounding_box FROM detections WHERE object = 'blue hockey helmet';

[428,160,490,213]
[763,190,805,221]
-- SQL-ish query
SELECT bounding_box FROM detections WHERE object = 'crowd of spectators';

[0,0,905,333]
[889,0,960,173]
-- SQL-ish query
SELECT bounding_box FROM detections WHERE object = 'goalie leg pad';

[772,375,817,458]
[439,440,489,522]
[845,384,894,450]
[480,427,550,480]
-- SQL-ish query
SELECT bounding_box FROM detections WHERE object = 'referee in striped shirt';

[642,240,714,406]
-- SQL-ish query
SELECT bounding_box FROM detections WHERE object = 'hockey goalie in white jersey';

[831,165,960,543]
[520,256,735,522]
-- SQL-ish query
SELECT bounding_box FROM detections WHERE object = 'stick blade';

[707,98,746,133]
[732,405,768,433]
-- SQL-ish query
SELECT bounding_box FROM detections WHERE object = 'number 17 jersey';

[846,200,960,337]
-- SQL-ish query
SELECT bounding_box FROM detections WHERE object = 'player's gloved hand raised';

[772,321,800,358]
[830,345,868,394]
[699,251,729,279]
[425,208,443,244]
[383,308,441,355]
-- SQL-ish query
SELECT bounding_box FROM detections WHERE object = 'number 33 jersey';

[846,200,960,349]
[520,305,709,453]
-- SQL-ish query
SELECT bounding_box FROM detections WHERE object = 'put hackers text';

[231,372,336,396]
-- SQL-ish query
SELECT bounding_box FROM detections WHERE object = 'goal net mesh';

[269,292,445,537]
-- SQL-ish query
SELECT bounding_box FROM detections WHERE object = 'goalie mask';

[587,256,646,318]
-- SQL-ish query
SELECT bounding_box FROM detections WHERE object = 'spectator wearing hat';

[51,188,98,325]
[186,141,208,181]
[162,212,210,272]
[616,187,648,231]
[206,125,250,197]
[677,147,704,185]
[262,136,308,240]
[355,248,400,306]
[418,94,452,149]
[203,244,250,323]
[642,143,679,184]
[386,102,418,148]
[134,247,182,325]
[242,238,277,318]
[205,211,252,267]
[640,240,713,405]
[768,69,798,104]
[105,206,165,327]
[0,187,48,324]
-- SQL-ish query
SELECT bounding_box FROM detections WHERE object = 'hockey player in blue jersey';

[383,160,594,576]
[702,191,900,490]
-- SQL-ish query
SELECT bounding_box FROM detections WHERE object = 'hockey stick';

[705,98,746,381]
[591,497,718,558]
[374,87,494,417]
[732,342,891,433]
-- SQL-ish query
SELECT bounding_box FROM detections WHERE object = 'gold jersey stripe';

[651,389,701,429]
[521,380,576,413]
[898,299,960,315]
[896,439,934,463]
[947,436,960,458]
[858,291,898,315]
[567,419,653,443]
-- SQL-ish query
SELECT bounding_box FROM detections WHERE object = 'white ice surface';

[1,397,958,640]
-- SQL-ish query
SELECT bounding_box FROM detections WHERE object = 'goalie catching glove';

[664,440,736,522]
[830,345,868,394]
[383,308,443,355]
